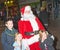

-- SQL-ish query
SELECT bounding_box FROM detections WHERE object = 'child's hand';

[41,35,47,42]
[26,47,29,50]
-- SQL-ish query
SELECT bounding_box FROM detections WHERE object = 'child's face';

[6,20,13,30]
[16,34,23,41]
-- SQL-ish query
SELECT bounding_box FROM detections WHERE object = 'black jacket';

[40,34,55,50]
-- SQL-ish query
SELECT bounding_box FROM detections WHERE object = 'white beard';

[23,11,35,20]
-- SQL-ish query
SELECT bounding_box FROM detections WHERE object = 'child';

[13,33,30,50]
[13,32,40,50]
[1,18,18,50]
[39,30,55,50]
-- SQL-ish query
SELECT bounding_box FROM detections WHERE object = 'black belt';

[25,30,39,35]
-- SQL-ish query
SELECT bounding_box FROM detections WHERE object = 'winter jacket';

[40,34,55,50]
[1,28,18,50]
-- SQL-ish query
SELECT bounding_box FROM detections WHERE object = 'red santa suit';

[18,5,45,50]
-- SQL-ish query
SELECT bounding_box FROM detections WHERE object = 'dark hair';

[5,18,13,24]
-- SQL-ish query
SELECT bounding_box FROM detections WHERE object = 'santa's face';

[21,10,35,19]
[24,10,32,18]
[25,10,30,14]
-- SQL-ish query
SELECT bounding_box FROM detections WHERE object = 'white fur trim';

[50,35,54,40]
[25,6,31,12]
[21,18,24,20]
[27,34,39,45]
[29,18,39,31]
[22,39,30,50]
[21,18,39,31]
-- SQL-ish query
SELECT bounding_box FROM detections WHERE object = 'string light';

[4,0,13,5]
[7,1,9,4]
[10,0,13,3]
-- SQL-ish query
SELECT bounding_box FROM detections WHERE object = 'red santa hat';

[20,5,31,15]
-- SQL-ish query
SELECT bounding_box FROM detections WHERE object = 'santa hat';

[20,5,31,15]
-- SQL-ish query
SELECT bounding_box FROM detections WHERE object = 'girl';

[13,33,30,50]
[39,30,55,50]
[13,32,40,50]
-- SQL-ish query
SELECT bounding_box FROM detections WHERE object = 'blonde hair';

[14,32,21,41]
[39,30,48,40]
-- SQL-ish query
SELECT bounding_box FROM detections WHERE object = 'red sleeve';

[36,17,45,30]
[18,20,25,38]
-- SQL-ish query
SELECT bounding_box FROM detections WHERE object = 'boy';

[1,18,18,50]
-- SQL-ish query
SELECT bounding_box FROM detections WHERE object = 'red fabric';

[29,42,42,50]
[18,20,33,38]
[35,17,45,30]
[18,17,45,50]
[20,5,30,15]
[20,6,25,15]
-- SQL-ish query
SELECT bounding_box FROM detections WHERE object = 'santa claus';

[18,5,45,50]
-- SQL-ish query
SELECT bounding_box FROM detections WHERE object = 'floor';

[0,19,60,50]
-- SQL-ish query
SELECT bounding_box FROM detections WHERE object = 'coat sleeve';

[1,32,11,48]
[18,20,25,38]
[35,17,45,30]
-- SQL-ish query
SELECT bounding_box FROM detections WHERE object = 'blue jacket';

[1,28,18,50]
